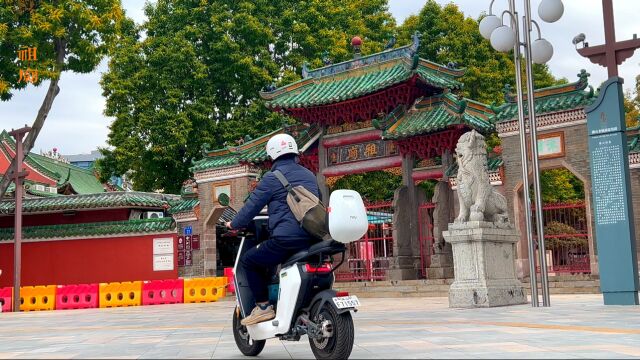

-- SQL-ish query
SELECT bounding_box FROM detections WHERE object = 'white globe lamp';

[490,25,517,52]
[479,15,502,40]
[538,0,564,23]
[531,38,554,64]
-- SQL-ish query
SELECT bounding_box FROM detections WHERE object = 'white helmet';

[266,133,298,160]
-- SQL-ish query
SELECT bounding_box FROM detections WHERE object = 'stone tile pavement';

[0,294,639,359]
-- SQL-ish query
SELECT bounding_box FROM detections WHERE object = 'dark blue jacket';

[231,156,320,239]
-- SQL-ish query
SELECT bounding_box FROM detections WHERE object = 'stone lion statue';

[454,130,510,227]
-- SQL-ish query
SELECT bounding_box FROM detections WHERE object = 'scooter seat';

[282,239,346,268]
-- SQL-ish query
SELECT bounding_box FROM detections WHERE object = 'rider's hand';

[225,221,233,229]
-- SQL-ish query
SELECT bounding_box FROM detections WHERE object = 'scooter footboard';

[246,264,302,340]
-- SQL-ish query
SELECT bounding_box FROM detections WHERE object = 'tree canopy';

[396,0,565,105]
[624,74,640,129]
[98,0,396,193]
[0,0,126,198]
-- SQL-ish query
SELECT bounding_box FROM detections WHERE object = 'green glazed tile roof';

[190,152,240,172]
[378,94,494,140]
[445,156,504,177]
[264,63,409,109]
[29,153,105,194]
[492,70,596,122]
[260,34,464,110]
[0,217,175,241]
[0,191,168,215]
[1,130,105,194]
[169,198,199,214]
[262,59,462,110]
[191,124,321,172]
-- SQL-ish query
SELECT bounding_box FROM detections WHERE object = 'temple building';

[0,130,179,287]
[1,130,108,197]
[176,34,640,282]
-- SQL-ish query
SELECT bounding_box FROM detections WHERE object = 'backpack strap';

[273,170,301,202]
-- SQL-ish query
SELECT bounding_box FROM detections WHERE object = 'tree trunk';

[0,39,65,200]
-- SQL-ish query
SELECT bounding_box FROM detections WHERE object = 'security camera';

[572,33,586,49]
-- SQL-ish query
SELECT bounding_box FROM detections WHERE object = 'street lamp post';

[479,0,564,307]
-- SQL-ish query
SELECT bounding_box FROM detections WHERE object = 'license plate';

[332,295,360,309]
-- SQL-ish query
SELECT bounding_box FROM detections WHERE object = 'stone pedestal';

[427,250,455,279]
[443,221,526,308]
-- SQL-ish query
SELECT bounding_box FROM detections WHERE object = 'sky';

[1,0,639,155]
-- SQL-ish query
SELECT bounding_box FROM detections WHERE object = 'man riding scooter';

[226,133,320,326]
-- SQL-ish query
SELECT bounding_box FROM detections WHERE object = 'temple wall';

[499,118,597,277]
[195,168,259,276]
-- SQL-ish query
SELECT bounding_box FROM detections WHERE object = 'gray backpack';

[273,170,330,240]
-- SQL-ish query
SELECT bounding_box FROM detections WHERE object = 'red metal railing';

[335,201,394,282]
[418,202,436,279]
[532,202,591,274]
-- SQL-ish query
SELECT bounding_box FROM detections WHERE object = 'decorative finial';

[200,143,210,156]
[351,36,362,59]
[410,31,422,54]
[384,35,396,50]
[502,84,515,103]
[322,50,332,66]
[302,62,310,78]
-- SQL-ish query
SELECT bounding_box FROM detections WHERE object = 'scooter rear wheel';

[308,302,354,360]
[232,308,266,356]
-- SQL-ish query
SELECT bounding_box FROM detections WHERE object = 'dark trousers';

[241,236,312,303]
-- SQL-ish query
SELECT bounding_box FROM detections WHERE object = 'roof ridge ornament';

[576,69,590,89]
[502,83,516,103]
[410,31,422,55]
[302,62,310,79]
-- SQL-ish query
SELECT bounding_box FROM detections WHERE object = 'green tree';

[0,0,126,198]
[330,171,402,202]
[397,0,565,105]
[99,0,396,193]
[623,74,640,129]
[531,168,584,204]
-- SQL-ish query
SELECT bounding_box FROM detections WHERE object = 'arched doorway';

[328,170,400,281]
[514,166,594,276]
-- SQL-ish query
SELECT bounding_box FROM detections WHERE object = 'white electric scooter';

[230,190,368,360]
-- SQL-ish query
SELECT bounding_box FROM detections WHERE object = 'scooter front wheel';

[232,307,266,356]
[308,302,354,360]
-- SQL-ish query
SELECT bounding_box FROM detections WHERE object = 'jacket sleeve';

[231,173,276,229]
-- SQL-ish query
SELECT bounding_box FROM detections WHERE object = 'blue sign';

[184,226,192,236]
[586,76,639,305]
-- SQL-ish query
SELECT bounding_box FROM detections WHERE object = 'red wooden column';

[9,126,30,312]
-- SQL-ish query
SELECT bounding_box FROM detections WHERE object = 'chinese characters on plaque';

[16,46,38,85]
[591,137,626,225]
[327,140,398,165]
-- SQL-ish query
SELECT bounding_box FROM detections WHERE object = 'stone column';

[444,222,526,307]
[389,153,418,280]
[427,150,455,279]
[316,126,330,202]
[428,181,455,279]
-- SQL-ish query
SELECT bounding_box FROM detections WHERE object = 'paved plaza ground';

[1,294,639,359]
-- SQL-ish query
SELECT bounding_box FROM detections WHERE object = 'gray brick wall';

[192,175,257,277]
[177,220,204,278]
[501,123,596,275]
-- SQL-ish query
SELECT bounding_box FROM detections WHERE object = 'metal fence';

[334,201,394,282]
[532,202,591,274]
